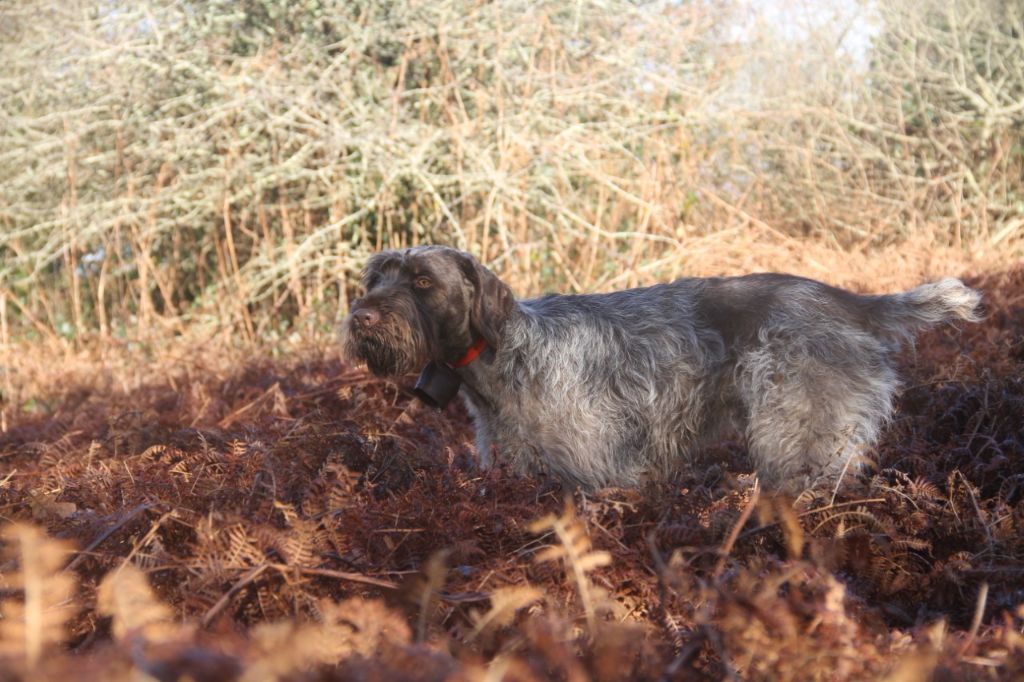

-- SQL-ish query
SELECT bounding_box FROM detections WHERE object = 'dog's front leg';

[461,396,496,469]
[474,427,494,469]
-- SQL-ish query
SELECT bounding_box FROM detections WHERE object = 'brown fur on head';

[342,246,515,376]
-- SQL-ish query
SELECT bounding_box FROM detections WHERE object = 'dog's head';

[342,246,516,376]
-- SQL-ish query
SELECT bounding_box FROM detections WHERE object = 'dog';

[341,245,982,491]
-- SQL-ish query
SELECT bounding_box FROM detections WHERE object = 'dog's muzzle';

[343,299,430,377]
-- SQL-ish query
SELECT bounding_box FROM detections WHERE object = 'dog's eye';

[413,276,432,289]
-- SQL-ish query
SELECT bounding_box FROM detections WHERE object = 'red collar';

[449,337,489,368]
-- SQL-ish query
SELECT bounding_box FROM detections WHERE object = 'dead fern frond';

[811,507,892,535]
[406,549,450,643]
[273,500,299,526]
[225,525,266,568]
[96,563,179,644]
[0,523,76,670]
[530,498,611,634]
[243,621,330,682]
[909,477,943,502]
[757,496,805,560]
[253,584,288,621]
[268,502,321,567]
[466,585,543,644]
[243,597,410,682]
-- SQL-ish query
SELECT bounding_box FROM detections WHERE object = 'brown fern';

[465,585,543,644]
[96,563,179,644]
[0,523,76,670]
[529,498,611,634]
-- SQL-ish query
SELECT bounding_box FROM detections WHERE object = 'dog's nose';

[351,307,381,329]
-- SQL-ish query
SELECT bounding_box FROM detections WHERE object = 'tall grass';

[1,0,1021,343]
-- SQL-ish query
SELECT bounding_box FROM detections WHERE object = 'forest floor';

[1,267,1022,681]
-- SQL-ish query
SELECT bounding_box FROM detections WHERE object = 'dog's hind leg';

[739,330,899,492]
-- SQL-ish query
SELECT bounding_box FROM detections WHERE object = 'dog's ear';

[457,253,515,350]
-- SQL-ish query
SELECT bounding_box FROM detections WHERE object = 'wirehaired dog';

[342,245,982,491]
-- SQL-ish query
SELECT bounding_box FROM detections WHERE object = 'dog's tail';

[872,278,983,342]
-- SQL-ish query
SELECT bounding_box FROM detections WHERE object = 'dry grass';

[1,0,1021,345]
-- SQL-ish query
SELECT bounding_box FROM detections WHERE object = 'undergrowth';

[0,268,1021,680]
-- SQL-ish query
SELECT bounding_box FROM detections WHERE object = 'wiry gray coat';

[342,246,982,491]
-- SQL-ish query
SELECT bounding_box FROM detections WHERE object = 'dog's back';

[694,273,981,350]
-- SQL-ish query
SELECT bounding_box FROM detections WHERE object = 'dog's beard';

[355,337,421,376]
[342,317,428,377]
